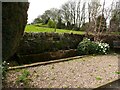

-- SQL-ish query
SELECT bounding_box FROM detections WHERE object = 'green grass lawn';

[25,25,85,35]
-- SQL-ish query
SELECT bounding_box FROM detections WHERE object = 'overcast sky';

[27,0,113,24]
[28,0,70,23]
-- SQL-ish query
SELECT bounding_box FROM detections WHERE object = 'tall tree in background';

[57,10,65,29]
[88,2,91,23]
[76,0,81,28]
[110,0,120,32]
[81,2,86,27]
[61,1,71,26]
[90,0,101,33]
[40,8,60,31]
[70,1,76,25]
[40,10,51,24]
[32,0,119,34]
[32,17,42,24]
[96,14,106,32]
[49,8,60,32]
[97,0,106,34]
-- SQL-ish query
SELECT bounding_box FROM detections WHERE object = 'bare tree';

[97,0,105,35]
[101,0,115,34]
[110,0,120,32]
[81,2,86,26]
[88,2,91,23]
[76,0,81,28]
[61,1,71,24]
[69,1,76,25]
[92,0,101,33]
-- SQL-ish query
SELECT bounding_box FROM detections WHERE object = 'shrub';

[77,38,97,55]
[77,38,109,55]
[2,61,9,80]
[47,19,55,28]
[96,42,110,54]
[16,69,30,86]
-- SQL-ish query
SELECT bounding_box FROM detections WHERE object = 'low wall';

[17,32,84,55]
[10,33,120,65]
[98,34,120,48]
[18,49,77,64]
[17,33,120,55]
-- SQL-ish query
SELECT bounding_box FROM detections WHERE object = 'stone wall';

[98,34,120,48]
[2,2,29,61]
[9,32,120,65]
[16,49,77,64]
[17,33,120,56]
[17,32,85,55]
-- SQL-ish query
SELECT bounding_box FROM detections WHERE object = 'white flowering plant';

[96,42,110,54]
[77,38,110,55]
[1,61,9,80]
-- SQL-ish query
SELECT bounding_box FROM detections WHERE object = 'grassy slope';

[25,25,85,35]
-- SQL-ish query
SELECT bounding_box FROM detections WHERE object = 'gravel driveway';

[4,54,120,89]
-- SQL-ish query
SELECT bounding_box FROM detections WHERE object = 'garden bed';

[3,54,120,88]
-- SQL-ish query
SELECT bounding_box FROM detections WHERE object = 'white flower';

[3,61,6,64]
[101,46,103,48]
[88,39,90,41]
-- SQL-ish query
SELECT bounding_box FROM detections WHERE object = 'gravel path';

[4,54,120,89]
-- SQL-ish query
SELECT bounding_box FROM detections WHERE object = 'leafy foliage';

[96,42,110,54]
[77,38,110,55]
[33,18,43,24]
[2,61,9,80]
[47,19,55,28]
[16,69,30,85]
[77,38,98,55]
